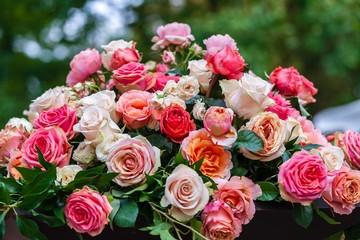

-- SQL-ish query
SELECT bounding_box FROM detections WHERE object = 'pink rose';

[33,104,78,139]
[66,49,102,87]
[112,62,155,91]
[269,66,318,104]
[204,106,234,136]
[213,176,262,224]
[322,165,360,215]
[201,201,242,240]
[106,136,160,187]
[204,34,246,79]
[160,164,209,221]
[64,186,112,236]
[155,63,169,73]
[334,130,360,169]
[0,124,28,165]
[152,72,180,92]
[162,50,175,63]
[21,127,72,169]
[297,116,328,146]
[278,150,327,205]
[116,90,153,129]
[266,92,300,120]
[101,40,139,70]
[151,22,195,50]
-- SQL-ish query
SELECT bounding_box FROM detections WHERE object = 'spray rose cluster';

[1,21,360,240]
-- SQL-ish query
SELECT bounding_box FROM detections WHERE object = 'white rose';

[6,118,33,132]
[188,59,212,93]
[79,90,119,122]
[220,73,275,119]
[101,39,134,70]
[192,100,206,120]
[56,165,83,186]
[285,117,308,143]
[310,146,345,171]
[163,80,178,96]
[72,141,96,164]
[96,133,131,162]
[176,75,200,100]
[163,95,186,109]
[73,106,121,146]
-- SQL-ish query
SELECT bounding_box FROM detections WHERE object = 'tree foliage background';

[1,0,360,127]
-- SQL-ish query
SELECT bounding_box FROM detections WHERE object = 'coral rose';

[278,150,327,205]
[116,90,153,129]
[241,112,288,161]
[106,136,160,187]
[322,165,360,215]
[160,164,209,221]
[21,126,72,169]
[64,186,112,236]
[181,129,232,179]
[213,176,262,224]
[33,104,78,139]
[160,105,196,143]
[201,201,242,240]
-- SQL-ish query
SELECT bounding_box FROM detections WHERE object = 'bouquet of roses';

[1,22,360,240]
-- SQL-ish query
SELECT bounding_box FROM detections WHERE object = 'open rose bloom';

[2,21,360,240]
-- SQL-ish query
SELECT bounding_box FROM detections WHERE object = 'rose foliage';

[1,22,360,240]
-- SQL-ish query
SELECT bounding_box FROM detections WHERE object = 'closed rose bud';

[204,106,233,136]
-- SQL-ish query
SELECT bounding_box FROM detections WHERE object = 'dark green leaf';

[74,165,106,179]
[326,231,343,240]
[292,204,313,228]
[174,152,188,165]
[190,158,204,172]
[344,222,360,240]
[0,217,4,240]
[190,218,203,240]
[298,144,323,151]
[146,222,176,240]
[0,183,11,205]
[256,181,279,201]
[233,130,263,152]
[0,177,22,193]
[231,167,248,177]
[16,215,47,240]
[114,198,138,228]
[146,134,172,152]
[36,146,53,170]
[17,191,54,211]
[109,198,121,230]
[281,150,292,162]
[203,98,226,108]
[30,211,65,227]
[53,206,65,223]
[14,167,42,182]
[22,165,56,196]
[312,203,340,225]
[166,68,186,76]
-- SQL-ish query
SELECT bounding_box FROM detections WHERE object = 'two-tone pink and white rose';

[278,150,327,205]
[241,112,288,161]
[116,90,153,129]
[220,73,275,119]
[106,136,160,187]
[33,104,78,139]
[64,186,112,236]
[201,201,242,240]
[73,106,121,146]
[151,22,195,50]
[160,164,209,221]
[334,130,360,170]
[66,49,102,87]
[213,176,262,225]
[322,165,360,215]
[101,39,140,70]
[21,126,72,169]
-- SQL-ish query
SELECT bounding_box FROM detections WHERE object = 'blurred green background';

[1,0,360,127]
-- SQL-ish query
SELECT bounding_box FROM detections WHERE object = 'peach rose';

[181,129,232,179]
[73,106,121,146]
[6,151,23,179]
[334,130,360,169]
[160,164,209,221]
[213,176,262,224]
[106,136,160,187]
[21,126,72,169]
[241,112,288,161]
[201,201,242,240]
[0,124,28,166]
[220,74,275,119]
[310,146,344,171]
[322,165,360,215]
[278,150,327,205]
[203,106,234,137]
[116,90,153,129]
[64,186,112,236]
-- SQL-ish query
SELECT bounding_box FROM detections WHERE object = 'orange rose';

[181,129,232,179]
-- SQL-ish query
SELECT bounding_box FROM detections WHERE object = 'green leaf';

[30,211,65,227]
[344,222,360,240]
[298,143,323,151]
[16,215,47,240]
[190,218,203,240]
[292,204,313,228]
[36,146,53,170]
[174,152,188,165]
[53,206,65,223]
[233,130,263,152]
[281,150,292,162]
[190,157,204,172]
[64,171,117,193]
[256,181,279,201]
[0,177,22,193]
[231,167,248,177]
[17,191,54,211]
[0,217,4,240]
[0,182,11,205]
[146,134,172,152]
[114,198,138,228]
[326,231,343,240]
[14,167,42,182]
[146,222,177,240]
[312,204,340,225]
[109,198,121,230]
[22,165,56,196]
